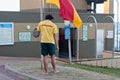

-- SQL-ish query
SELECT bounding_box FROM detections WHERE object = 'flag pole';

[76,28,80,61]
[40,0,44,69]
[64,20,72,64]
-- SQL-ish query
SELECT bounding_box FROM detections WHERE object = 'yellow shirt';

[37,20,58,44]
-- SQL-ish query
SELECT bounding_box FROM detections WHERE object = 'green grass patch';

[60,63,120,78]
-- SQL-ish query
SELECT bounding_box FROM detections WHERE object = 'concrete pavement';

[0,65,21,80]
[0,56,40,80]
[0,56,120,80]
[3,57,120,80]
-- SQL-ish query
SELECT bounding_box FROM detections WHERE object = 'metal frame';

[87,15,98,58]
[104,16,115,58]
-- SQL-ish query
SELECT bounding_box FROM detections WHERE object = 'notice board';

[18,32,32,42]
[0,22,14,45]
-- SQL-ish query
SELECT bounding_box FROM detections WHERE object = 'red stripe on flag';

[59,0,74,21]
[46,0,83,28]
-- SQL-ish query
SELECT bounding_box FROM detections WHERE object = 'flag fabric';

[46,0,60,8]
[46,0,83,28]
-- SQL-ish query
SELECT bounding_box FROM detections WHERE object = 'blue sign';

[64,25,70,40]
[0,24,12,28]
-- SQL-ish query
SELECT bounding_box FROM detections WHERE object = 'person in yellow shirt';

[37,14,59,75]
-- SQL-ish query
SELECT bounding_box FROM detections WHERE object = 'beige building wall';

[19,0,40,42]
[14,23,39,42]
[104,0,110,13]
[104,0,114,14]
[20,0,40,10]
[14,23,114,42]
[79,23,114,39]
[71,0,88,9]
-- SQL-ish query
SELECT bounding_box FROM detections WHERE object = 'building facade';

[0,0,114,58]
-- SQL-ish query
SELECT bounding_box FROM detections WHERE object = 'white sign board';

[0,0,20,11]
[0,22,14,45]
[107,30,113,38]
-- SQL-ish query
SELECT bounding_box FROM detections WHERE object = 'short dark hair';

[45,14,54,20]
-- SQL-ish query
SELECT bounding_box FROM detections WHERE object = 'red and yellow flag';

[46,0,82,28]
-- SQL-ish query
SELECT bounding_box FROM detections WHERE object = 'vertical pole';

[40,0,44,69]
[40,0,44,21]
[116,0,119,51]
[64,20,72,64]
[93,2,96,13]
[77,29,80,61]
[95,19,97,58]
[113,19,115,58]
[68,39,72,64]
[48,3,52,14]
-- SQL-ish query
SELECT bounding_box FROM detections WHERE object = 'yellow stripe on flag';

[73,9,83,28]
[46,0,60,8]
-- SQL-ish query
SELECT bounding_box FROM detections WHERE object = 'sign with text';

[107,30,113,38]
[18,32,32,42]
[64,25,70,40]
[82,24,88,41]
[0,22,14,45]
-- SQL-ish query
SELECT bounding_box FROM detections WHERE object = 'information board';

[0,22,14,45]
[18,32,32,42]
[82,24,88,41]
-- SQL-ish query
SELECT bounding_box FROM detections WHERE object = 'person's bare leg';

[43,55,48,75]
[41,55,44,69]
[50,55,59,73]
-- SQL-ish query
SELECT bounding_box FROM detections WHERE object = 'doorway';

[97,29,104,57]
[59,28,77,58]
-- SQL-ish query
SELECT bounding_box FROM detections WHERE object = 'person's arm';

[53,34,59,51]
[37,24,41,35]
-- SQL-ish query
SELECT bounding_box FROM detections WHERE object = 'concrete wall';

[0,42,41,57]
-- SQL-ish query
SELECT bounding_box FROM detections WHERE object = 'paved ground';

[2,57,120,80]
[0,56,40,80]
[0,65,21,80]
[0,56,120,80]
